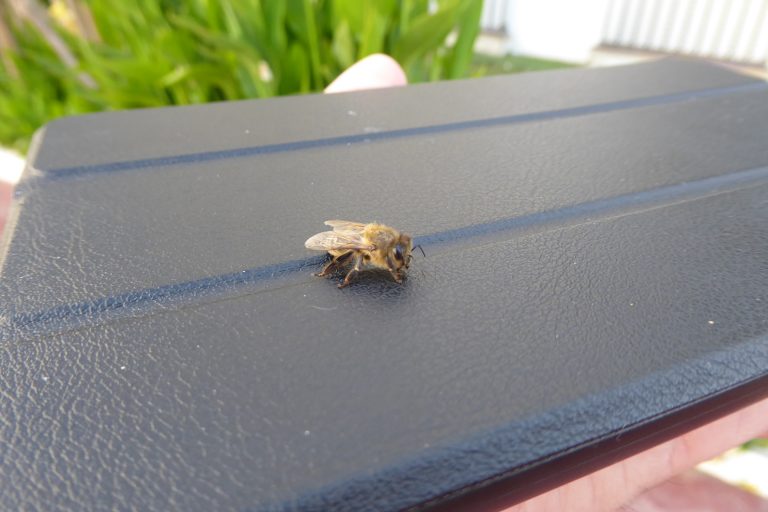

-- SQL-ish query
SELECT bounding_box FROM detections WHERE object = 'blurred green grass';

[0,0,570,155]
[0,0,482,153]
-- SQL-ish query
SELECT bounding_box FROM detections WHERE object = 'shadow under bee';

[311,257,412,299]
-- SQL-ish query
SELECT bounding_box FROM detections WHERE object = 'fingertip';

[324,53,407,94]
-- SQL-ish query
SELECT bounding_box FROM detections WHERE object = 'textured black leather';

[2,59,768,511]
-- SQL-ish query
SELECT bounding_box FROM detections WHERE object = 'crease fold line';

[21,81,768,188]
[5,163,768,336]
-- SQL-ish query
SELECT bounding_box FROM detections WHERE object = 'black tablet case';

[2,59,768,511]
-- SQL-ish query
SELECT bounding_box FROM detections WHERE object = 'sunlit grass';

[0,0,483,154]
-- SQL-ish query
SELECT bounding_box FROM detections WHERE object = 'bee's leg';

[386,256,403,284]
[338,253,364,288]
[316,251,352,277]
[388,270,403,284]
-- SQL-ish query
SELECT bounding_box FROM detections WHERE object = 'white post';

[505,0,611,64]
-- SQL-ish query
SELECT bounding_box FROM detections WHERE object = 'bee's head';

[392,233,413,270]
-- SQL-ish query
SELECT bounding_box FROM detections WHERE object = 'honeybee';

[305,220,416,288]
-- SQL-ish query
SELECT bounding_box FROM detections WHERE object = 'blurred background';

[1,0,767,161]
[0,0,767,501]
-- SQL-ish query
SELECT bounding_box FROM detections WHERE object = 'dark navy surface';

[2,59,768,511]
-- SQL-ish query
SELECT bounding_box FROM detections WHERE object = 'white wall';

[481,0,768,67]
[602,0,768,66]
[504,0,610,63]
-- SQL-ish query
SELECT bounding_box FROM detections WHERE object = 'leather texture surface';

[2,59,768,511]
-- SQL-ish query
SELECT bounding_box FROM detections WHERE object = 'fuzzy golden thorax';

[361,223,413,272]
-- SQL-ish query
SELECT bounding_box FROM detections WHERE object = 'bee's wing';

[304,231,375,251]
[324,220,367,233]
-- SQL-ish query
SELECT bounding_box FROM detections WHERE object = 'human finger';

[324,53,407,93]
[504,396,768,511]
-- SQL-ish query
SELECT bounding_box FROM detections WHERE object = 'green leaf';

[281,42,310,94]
[447,0,483,79]
[357,3,388,58]
[332,20,355,70]
[392,0,462,66]
[331,0,365,35]
[159,65,191,88]
[263,1,288,55]
[301,0,323,90]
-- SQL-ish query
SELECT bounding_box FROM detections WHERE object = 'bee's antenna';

[413,244,426,257]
